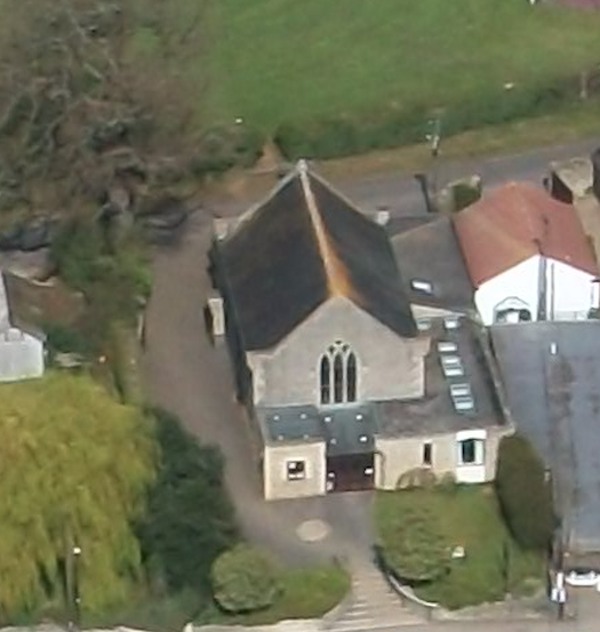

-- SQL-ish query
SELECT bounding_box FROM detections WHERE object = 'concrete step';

[327,560,426,631]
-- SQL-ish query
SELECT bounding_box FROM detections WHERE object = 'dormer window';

[410,279,433,294]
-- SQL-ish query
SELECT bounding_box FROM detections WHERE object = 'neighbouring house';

[386,215,475,324]
[0,271,45,381]
[453,182,599,326]
[548,156,593,205]
[491,321,600,561]
[550,149,600,272]
[209,161,508,500]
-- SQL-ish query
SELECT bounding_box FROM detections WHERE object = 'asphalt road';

[335,138,600,217]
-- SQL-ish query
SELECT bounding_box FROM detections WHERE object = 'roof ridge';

[299,165,354,299]
[227,163,304,238]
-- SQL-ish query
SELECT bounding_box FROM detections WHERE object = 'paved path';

[141,211,377,566]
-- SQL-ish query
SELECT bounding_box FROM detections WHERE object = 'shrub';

[44,322,91,356]
[211,545,281,613]
[190,124,264,176]
[378,502,449,583]
[495,434,555,551]
[138,409,239,596]
[396,467,437,490]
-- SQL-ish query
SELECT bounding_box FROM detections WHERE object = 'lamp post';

[67,543,82,631]
[73,545,82,630]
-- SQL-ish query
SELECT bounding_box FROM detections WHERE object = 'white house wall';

[475,256,540,326]
[0,331,44,382]
[546,259,597,320]
[247,296,429,408]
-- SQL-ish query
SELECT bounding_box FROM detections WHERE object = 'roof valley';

[299,163,354,299]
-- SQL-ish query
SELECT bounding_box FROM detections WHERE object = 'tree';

[0,0,202,218]
[211,545,281,613]
[0,373,156,619]
[138,409,238,596]
[378,504,449,583]
[495,434,555,550]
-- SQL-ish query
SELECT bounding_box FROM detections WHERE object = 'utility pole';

[415,116,443,214]
[426,116,442,195]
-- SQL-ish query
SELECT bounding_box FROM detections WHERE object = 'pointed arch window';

[347,352,357,402]
[319,342,359,405]
[320,356,331,404]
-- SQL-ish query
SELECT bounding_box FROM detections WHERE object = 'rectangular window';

[423,442,432,466]
[286,460,306,481]
[459,439,484,465]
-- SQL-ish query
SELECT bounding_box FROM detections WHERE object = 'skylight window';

[444,316,460,330]
[411,279,433,294]
[417,318,432,332]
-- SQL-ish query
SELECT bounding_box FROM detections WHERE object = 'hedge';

[274,73,586,161]
[495,434,555,551]
[189,124,265,176]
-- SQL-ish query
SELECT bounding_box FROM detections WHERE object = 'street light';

[67,545,82,631]
[73,546,81,629]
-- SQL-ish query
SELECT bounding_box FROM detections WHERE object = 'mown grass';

[206,0,600,130]
[375,485,545,610]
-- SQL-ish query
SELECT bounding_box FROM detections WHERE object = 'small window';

[286,460,306,481]
[459,438,484,465]
[411,279,433,294]
[423,442,432,466]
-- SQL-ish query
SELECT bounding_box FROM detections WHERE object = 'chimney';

[207,291,225,337]
[414,173,436,214]
[375,210,390,226]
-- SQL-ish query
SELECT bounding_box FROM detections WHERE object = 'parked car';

[565,568,599,587]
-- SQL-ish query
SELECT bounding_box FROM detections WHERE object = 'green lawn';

[197,564,350,626]
[375,486,545,610]
[206,0,600,131]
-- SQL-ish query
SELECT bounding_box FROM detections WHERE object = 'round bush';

[380,504,449,583]
[211,544,281,613]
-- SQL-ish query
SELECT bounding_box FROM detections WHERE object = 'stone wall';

[263,440,326,500]
[375,425,509,490]
[248,296,429,408]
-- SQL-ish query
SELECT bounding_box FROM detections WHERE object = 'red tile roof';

[453,182,598,288]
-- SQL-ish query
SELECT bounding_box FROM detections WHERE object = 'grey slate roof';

[376,318,502,437]
[390,216,475,313]
[491,322,600,554]
[217,161,417,351]
[257,404,377,456]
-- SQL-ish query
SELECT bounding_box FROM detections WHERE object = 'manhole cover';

[296,519,330,542]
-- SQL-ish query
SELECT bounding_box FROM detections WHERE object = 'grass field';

[375,486,545,610]
[205,0,600,131]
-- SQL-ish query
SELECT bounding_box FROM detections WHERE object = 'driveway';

[141,211,374,566]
